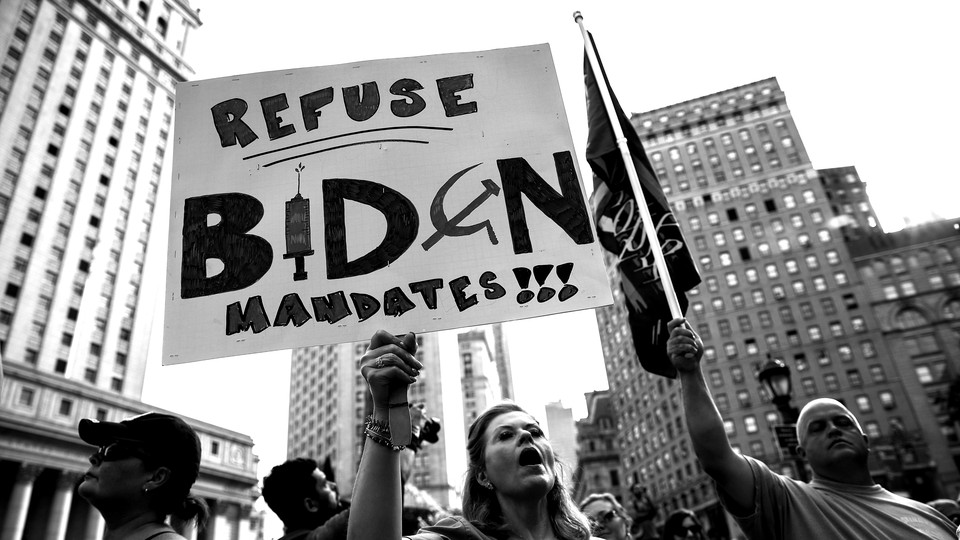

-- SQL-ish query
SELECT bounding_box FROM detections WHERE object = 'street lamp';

[758,355,809,481]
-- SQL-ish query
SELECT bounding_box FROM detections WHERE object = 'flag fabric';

[584,33,701,379]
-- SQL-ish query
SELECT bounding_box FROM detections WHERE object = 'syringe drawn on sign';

[283,162,314,281]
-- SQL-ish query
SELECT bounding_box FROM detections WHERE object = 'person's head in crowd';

[795,398,870,481]
[77,412,208,538]
[461,401,591,539]
[927,499,960,527]
[662,509,706,540]
[578,492,631,540]
[262,457,342,532]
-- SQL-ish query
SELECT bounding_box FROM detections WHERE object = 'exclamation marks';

[513,267,534,304]
[533,265,555,302]
[556,262,579,301]
[512,262,579,304]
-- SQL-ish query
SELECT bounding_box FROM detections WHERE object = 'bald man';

[665,318,956,539]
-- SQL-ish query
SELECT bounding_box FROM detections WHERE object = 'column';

[1,463,44,540]
[236,505,252,540]
[45,471,80,540]
[203,499,217,540]
[83,504,105,540]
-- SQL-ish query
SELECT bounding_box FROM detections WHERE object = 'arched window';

[937,247,954,264]
[944,299,960,320]
[895,308,928,329]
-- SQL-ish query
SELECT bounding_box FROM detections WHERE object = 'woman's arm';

[347,330,421,540]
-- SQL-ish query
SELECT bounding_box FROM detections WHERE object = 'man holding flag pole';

[574,13,959,538]
[575,12,701,379]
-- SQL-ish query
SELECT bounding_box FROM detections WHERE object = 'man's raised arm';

[666,318,754,514]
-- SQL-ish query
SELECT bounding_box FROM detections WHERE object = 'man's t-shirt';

[718,456,956,539]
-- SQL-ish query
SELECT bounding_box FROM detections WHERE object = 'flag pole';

[574,11,683,320]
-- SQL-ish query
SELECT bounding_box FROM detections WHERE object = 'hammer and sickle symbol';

[421,163,501,251]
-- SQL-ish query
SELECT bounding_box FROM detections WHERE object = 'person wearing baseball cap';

[77,412,209,540]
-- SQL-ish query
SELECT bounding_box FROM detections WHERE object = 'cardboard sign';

[164,44,613,364]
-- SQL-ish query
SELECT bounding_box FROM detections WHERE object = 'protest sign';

[165,44,613,364]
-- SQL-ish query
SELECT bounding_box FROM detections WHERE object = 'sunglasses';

[95,442,151,462]
[588,509,620,529]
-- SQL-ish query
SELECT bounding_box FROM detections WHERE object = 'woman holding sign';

[347,330,596,540]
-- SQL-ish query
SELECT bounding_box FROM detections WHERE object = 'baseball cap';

[78,412,201,484]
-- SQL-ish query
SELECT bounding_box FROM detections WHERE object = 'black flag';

[584,33,701,378]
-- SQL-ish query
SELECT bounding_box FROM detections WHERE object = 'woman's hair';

[461,402,591,540]
[578,492,633,533]
[662,508,702,540]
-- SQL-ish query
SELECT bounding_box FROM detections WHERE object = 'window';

[879,391,896,410]
[211,441,220,455]
[792,280,806,295]
[847,369,863,387]
[786,330,800,347]
[765,264,779,279]
[779,306,795,324]
[785,259,799,274]
[838,345,853,362]
[860,340,877,358]
[713,232,727,246]
[834,271,849,286]
[752,289,766,305]
[805,255,820,269]
[725,272,739,287]
[719,252,733,266]
[794,353,808,371]
[813,276,828,292]
[723,420,736,436]
[689,216,702,231]
[801,378,817,396]
[59,398,73,416]
[870,365,887,383]
[829,321,845,337]
[744,416,759,434]
[709,370,724,387]
[19,387,36,406]
[824,374,840,392]
[724,342,738,359]
[758,311,773,328]
[807,326,822,342]
[772,285,786,300]
[855,395,872,413]
[745,268,759,283]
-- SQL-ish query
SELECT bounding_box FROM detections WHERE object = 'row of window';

[641,86,778,129]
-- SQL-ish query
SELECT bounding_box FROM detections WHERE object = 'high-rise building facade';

[491,323,514,400]
[847,218,960,496]
[572,390,624,504]
[544,400,577,487]
[0,1,260,539]
[458,328,501,431]
[595,77,951,532]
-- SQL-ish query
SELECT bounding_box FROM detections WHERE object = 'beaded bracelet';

[364,426,405,452]
[365,415,391,436]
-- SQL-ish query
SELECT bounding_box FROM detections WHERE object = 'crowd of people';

[72,319,960,539]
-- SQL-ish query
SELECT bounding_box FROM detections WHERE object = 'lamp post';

[758,355,809,482]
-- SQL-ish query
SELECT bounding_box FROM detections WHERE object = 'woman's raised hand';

[360,330,422,408]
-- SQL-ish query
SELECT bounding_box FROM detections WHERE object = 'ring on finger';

[376,355,388,369]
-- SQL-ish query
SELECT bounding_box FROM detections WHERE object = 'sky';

[140,0,959,535]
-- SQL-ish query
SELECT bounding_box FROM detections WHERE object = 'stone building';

[0,1,261,538]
